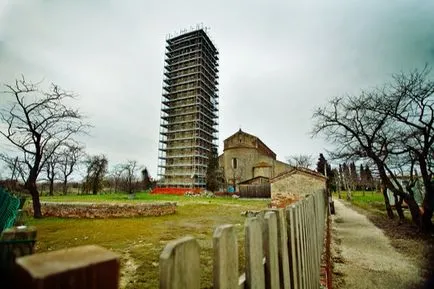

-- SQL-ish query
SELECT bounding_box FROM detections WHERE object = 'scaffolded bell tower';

[158,26,219,188]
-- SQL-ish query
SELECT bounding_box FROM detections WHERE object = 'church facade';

[218,129,290,190]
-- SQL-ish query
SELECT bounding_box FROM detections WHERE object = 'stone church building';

[218,129,290,190]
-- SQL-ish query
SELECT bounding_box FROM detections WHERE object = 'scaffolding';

[158,28,219,188]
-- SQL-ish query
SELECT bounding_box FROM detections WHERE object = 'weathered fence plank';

[15,245,119,289]
[306,197,314,289]
[305,198,312,289]
[160,236,200,289]
[299,201,307,289]
[264,211,280,289]
[268,208,291,289]
[295,204,304,289]
[245,217,265,289]
[213,224,239,289]
[299,201,306,289]
[304,199,310,289]
[286,205,298,289]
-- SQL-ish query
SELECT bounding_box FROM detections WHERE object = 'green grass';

[27,193,269,289]
[334,190,386,213]
[39,191,264,205]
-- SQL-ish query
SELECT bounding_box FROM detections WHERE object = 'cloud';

[1,0,434,177]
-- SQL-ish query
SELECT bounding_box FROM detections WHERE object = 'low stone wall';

[26,202,177,218]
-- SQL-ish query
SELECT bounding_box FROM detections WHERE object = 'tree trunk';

[393,193,405,224]
[63,178,68,195]
[422,182,434,232]
[49,179,54,196]
[382,187,395,219]
[374,161,422,226]
[346,187,352,201]
[337,180,341,199]
[25,180,42,218]
[403,193,422,228]
[418,156,433,232]
[422,206,433,233]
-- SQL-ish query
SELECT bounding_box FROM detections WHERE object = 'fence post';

[264,211,280,289]
[15,245,119,289]
[268,208,291,289]
[160,236,200,289]
[213,224,238,289]
[245,217,265,289]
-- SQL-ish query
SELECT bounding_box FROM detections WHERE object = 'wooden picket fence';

[11,190,327,289]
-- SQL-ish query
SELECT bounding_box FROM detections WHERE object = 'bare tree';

[109,164,125,193]
[377,67,434,229]
[121,160,140,194]
[312,66,434,230]
[0,77,88,217]
[286,154,313,168]
[83,155,108,195]
[57,143,84,195]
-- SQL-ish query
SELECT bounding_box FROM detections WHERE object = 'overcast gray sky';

[1,0,434,178]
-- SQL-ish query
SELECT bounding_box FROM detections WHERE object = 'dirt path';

[332,199,422,289]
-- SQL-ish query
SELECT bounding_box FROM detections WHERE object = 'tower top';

[166,23,210,40]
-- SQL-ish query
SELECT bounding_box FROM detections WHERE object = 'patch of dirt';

[332,199,430,289]
[120,251,140,289]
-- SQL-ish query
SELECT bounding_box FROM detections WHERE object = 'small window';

[232,158,238,169]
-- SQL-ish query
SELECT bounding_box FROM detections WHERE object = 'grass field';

[39,191,258,205]
[333,190,386,213]
[27,192,269,289]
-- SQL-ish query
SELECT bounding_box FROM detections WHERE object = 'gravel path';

[332,199,422,289]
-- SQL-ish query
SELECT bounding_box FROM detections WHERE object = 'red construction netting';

[151,187,203,195]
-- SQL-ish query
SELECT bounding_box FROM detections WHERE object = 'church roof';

[223,129,276,158]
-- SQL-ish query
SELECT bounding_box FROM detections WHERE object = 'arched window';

[231,158,238,169]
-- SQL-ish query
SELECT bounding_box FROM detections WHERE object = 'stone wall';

[271,172,325,207]
[26,202,177,218]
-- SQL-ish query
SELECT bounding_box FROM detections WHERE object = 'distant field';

[27,193,269,289]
